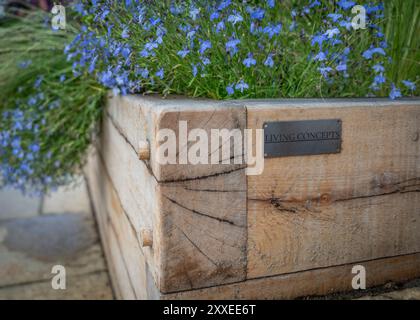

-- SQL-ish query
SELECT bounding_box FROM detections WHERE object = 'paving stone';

[382,287,420,300]
[0,271,113,300]
[0,188,42,221]
[0,213,107,288]
[42,180,91,216]
[356,295,393,300]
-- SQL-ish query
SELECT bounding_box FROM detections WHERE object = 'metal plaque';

[264,119,342,158]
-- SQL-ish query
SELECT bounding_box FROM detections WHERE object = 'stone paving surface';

[0,180,114,300]
[0,180,418,300]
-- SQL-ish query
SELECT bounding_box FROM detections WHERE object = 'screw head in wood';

[140,229,153,248]
[138,141,150,160]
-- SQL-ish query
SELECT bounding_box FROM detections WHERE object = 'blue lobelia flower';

[199,40,212,55]
[374,74,386,84]
[264,55,274,68]
[28,96,37,106]
[289,21,297,31]
[402,80,416,91]
[336,62,347,72]
[226,84,235,95]
[145,41,159,51]
[140,48,152,58]
[247,7,265,21]
[150,17,161,26]
[243,53,257,68]
[216,21,225,33]
[88,56,98,73]
[389,84,402,100]
[337,0,355,10]
[170,4,184,15]
[100,8,110,20]
[318,66,333,78]
[313,51,327,61]
[267,0,275,8]
[339,18,353,31]
[18,60,32,69]
[218,0,232,11]
[201,57,211,65]
[362,47,386,59]
[263,23,282,39]
[226,38,241,56]
[372,64,385,73]
[177,47,190,58]
[210,11,220,20]
[29,143,40,153]
[139,68,149,79]
[155,68,164,79]
[309,0,321,8]
[327,13,342,23]
[343,47,351,56]
[121,26,130,39]
[189,6,200,20]
[228,12,243,25]
[34,76,44,88]
[235,80,249,93]
[366,3,384,15]
[311,33,328,48]
[324,28,340,39]
[191,63,198,77]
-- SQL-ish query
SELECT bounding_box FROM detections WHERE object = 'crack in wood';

[175,109,217,159]
[106,111,138,157]
[163,194,244,228]
[270,198,300,213]
[97,150,145,239]
[107,215,139,300]
[249,179,420,210]
[107,112,247,184]
[336,189,420,202]
[172,223,219,268]
[160,252,420,296]
[169,215,245,250]
[162,166,246,184]
[182,186,246,193]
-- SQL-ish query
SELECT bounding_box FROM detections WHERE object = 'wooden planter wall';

[85,96,420,299]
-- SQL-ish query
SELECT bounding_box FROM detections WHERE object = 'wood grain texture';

[86,147,159,300]
[98,111,161,289]
[163,253,420,300]
[155,103,248,292]
[246,100,420,279]
[87,96,420,299]
[106,94,246,182]
[158,168,247,293]
[99,106,247,293]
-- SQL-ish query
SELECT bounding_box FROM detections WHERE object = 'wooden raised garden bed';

[85,95,420,299]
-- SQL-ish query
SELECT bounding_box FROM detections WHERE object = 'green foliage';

[0,11,105,194]
[70,0,418,99]
[0,1,418,193]
[384,0,420,86]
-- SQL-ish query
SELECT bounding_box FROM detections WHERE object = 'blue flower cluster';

[66,0,417,99]
[0,79,61,194]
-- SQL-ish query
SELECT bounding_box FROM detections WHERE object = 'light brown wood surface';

[106,95,246,182]
[246,101,420,279]
[86,96,420,299]
[163,253,420,299]
[86,147,159,299]
[99,102,248,293]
